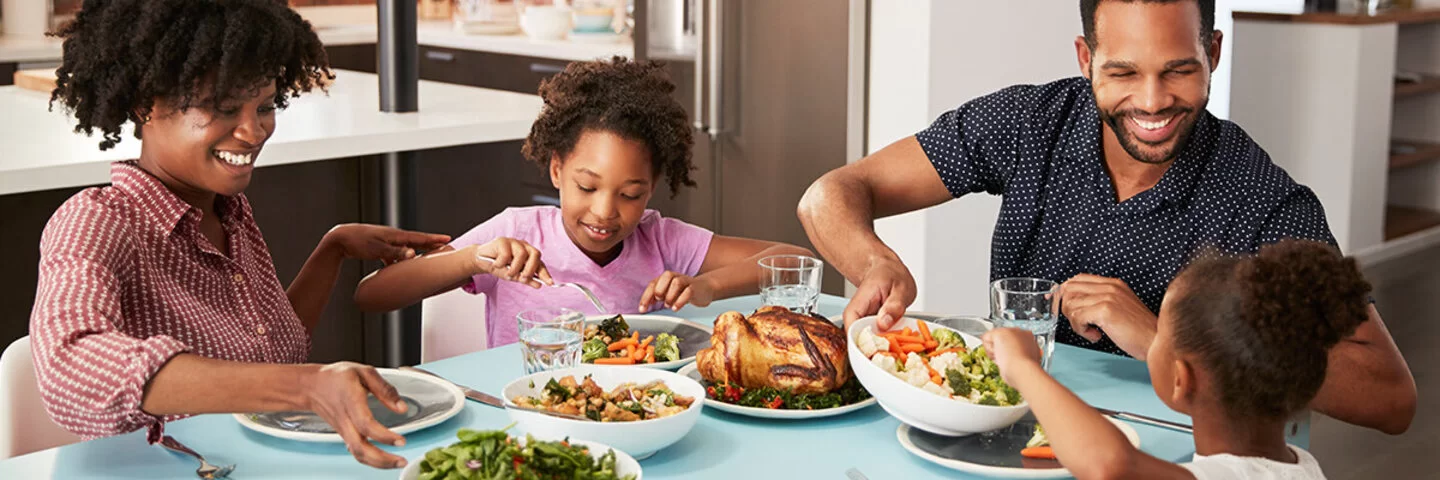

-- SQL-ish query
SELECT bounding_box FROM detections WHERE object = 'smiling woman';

[30,0,452,470]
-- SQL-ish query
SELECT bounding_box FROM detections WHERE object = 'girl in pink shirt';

[356,58,810,347]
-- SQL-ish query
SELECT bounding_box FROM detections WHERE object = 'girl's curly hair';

[522,56,696,197]
[49,0,333,150]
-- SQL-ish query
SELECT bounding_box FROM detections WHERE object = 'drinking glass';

[990,278,1060,370]
[758,255,824,315]
[517,308,586,374]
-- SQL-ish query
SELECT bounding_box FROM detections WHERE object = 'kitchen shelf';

[1234,8,1440,25]
[1394,74,1440,99]
[1389,139,1440,169]
[1384,205,1440,241]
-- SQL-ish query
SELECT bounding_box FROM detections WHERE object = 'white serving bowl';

[847,315,1030,436]
[399,437,641,480]
[519,5,572,40]
[501,364,704,459]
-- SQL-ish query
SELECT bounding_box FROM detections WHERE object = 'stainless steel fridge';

[633,0,866,294]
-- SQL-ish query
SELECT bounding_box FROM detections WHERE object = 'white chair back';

[0,336,81,459]
[420,289,489,363]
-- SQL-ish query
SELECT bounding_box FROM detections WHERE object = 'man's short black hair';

[1080,0,1216,50]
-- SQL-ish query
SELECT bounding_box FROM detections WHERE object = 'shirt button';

[255,325,267,335]
[233,273,245,284]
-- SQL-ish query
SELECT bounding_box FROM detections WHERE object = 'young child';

[983,239,1371,479]
[355,57,810,348]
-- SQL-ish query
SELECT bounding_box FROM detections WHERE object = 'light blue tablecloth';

[0,295,1207,479]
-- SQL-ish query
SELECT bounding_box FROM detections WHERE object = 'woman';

[30,0,443,469]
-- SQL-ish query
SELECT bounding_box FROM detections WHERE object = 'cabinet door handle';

[531,194,561,206]
[424,50,455,62]
[528,63,566,74]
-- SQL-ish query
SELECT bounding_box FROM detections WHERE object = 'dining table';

[0,293,1272,479]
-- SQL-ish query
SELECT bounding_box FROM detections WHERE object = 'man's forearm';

[1311,337,1416,434]
[797,173,902,282]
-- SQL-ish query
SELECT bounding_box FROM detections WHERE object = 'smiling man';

[798,0,1417,434]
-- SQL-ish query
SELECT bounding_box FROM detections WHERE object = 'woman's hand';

[300,362,410,469]
[325,224,451,265]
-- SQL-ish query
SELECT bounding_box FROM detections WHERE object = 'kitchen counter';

[0,5,632,65]
[0,68,542,195]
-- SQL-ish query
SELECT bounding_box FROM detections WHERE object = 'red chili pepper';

[766,397,784,409]
[706,386,717,398]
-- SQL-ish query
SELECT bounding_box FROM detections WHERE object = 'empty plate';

[234,368,464,442]
[897,414,1140,478]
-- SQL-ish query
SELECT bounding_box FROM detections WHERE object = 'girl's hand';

[982,327,1043,385]
[473,238,552,289]
[640,271,714,311]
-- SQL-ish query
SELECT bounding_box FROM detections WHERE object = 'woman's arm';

[288,224,450,331]
[354,237,553,312]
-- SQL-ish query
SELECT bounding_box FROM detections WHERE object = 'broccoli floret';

[977,391,1000,406]
[931,328,966,350]
[598,315,630,340]
[1027,423,1049,448]
[544,378,572,401]
[654,333,681,362]
[1000,382,1022,405]
[581,338,608,363]
[945,368,971,396]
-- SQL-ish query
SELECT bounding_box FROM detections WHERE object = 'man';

[798,0,1415,434]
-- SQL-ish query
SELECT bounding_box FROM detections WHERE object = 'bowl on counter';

[501,365,705,459]
[519,5,572,40]
[571,7,616,33]
[847,315,1030,436]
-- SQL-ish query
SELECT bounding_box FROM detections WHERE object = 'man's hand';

[1057,274,1157,359]
[843,258,917,331]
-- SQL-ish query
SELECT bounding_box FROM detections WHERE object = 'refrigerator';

[633,0,866,295]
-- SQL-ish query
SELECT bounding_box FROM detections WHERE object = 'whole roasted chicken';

[695,306,851,394]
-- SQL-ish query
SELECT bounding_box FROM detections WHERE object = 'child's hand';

[473,238,553,289]
[640,271,714,311]
[982,327,1043,384]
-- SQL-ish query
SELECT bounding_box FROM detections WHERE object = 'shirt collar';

[109,161,245,234]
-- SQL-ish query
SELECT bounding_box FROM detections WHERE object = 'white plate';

[234,368,464,443]
[896,418,1141,479]
[398,437,642,480]
[676,363,878,420]
[583,314,711,370]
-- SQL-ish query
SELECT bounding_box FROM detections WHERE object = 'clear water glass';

[758,255,823,315]
[990,278,1060,371]
[517,308,586,374]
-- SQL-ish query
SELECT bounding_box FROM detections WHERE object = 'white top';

[0,69,541,196]
[0,6,631,64]
[1182,446,1327,480]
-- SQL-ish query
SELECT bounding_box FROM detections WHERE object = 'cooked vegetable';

[514,375,694,422]
[544,378,572,401]
[653,333,681,363]
[931,328,965,350]
[417,425,635,480]
[582,338,608,363]
[598,315,630,341]
[1020,446,1056,459]
[945,368,971,396]
[1027,423,1049,448]
[703,376,872,410]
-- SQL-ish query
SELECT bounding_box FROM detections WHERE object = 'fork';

[159,435,235,479]
[476,254,606,313]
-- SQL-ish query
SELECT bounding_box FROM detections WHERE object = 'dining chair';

[0,336,81,459]
[420,288,489,363]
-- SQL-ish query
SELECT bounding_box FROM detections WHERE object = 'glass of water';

[517,308,586,374]
[990,278,1060,371]
[758,255,823,315]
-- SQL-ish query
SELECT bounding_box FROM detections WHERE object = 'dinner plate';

[583,314,712,370]
[234,368,464,443]
[676,363,878,419]
[897,414,1141,478]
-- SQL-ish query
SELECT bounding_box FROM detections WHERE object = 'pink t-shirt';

[451,206,714,347]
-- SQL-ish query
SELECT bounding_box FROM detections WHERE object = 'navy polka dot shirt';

[915,77,1337,356]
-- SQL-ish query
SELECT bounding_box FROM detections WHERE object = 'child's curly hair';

[522,56,696,198]
[1171,239,1371,421]
[49,0,333,151]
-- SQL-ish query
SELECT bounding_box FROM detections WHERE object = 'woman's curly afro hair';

[522,56,696,198]
[49,0,333,150]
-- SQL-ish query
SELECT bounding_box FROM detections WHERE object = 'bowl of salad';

[847,315,1030,436]
[501,365,705,459]
[399,425,641,480]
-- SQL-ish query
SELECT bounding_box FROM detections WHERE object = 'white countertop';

[0,6,632,64]
[0,69,542,196]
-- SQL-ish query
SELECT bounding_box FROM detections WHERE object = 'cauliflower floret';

[928,352,962,374]
[921,382,951,397]
[857,327,891,357]
[903,352,927,373]
[905,367,931,387]
[871,353,899,375]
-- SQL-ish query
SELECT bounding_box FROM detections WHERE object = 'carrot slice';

[594,357,636,365]
[631,331,640,342]
[645,346,655,364]
[900,343,927,353]
[930,374,944,386]
[924,340,939,350]
[607,338,637,352]
[639,335,654,348]
[930,347,967,357]
[1021,446,1056,459]
[917,321,933,342]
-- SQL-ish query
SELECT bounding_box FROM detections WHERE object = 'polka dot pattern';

[914,77,1336,356]
[29,161,310,442]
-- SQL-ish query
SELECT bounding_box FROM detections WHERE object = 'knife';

[399,366,593,422]
[1095,406,1193,434]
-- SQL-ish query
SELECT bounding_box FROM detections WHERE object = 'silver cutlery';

[476,254,607,313]
[844,467,870,480]
[399,366,594,422]
[159,435,235,479]
[1095,407,1194,434]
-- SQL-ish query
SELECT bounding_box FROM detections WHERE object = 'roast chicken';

[695,306,850,394]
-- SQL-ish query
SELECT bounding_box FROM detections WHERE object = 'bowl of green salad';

[399,425,641,480]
